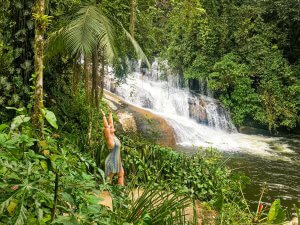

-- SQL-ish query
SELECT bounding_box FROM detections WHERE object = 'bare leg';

[118,166,124,186]
[108,173,114,184]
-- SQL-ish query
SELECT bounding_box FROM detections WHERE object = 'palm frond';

[14,201,27,225]
[121,24,151,68]
[123,186,191,225]
[45,28,67,61]
[45,4,149,69]
[95,8,118,62]
[0,189,20,215]
[46,5,117,60]
[63,5,102,56]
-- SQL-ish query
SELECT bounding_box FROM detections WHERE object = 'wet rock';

[188,97,208,125]
[188,95,236,132]
[117,112,137,132]
[106,100,118,111]
[104,91,176,147]
[239,126,271,136]
[140,95,153,109]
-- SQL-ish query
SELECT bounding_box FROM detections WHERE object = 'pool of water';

[177,135,300,212]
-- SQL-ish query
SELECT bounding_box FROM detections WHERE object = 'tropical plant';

[46,4,149,105]
[118,186,192,225]
[0,109,108,224]
[117,134,250,203]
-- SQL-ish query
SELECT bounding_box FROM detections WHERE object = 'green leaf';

[52,216,78,225]
[10,115,31,131]
[61,193,74,205]
[40,160,48,171]
[294,204,300,225]
[267,199,285,224]
[214,191,224,212]
[0,124,8,132]
[7,199,18,216]
[41,108,58,129]
[5,107,26,114]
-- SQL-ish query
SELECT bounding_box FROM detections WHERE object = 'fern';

[0,191,18,215]
[14,198,27,225]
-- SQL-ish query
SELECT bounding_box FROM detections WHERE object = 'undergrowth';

[0,95,295,224]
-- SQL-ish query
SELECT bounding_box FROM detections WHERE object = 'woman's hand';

[100,109,105,116]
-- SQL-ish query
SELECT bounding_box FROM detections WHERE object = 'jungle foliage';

[132,0,300,133]
[0,0,299,224]
[0,107,194,224]
[0,105,290,224]
[1,0,299,132]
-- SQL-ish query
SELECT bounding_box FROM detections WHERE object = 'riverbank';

[105,79,300,212]
[0,106,251,224]
[1,92,298,224]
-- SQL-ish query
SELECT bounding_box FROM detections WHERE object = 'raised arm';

[100,109,109,128]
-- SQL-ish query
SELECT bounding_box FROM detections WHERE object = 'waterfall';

[104,61,294,156]
[106,61,236,131]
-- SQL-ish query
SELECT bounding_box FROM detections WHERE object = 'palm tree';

[46,3,149,146]
[47,4,149,106]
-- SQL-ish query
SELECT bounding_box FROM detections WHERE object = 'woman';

[100,109,124,186]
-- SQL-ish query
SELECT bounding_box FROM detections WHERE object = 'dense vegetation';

[0,0,299,224]
[0,103,292,224]
[132,0,300,133]
[1,0,299,131]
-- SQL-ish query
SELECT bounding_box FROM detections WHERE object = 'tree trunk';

[84,55,91,102]
[99,50,105,100]
[88,110,93,147]
[51,173,59,221]
[130,0,137,38]
[92,48,99,107]
[72,60,80,95]
[32,0,46,135]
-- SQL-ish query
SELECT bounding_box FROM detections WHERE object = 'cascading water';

[105,60,295,156]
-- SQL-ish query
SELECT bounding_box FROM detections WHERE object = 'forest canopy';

[0,0,299,132]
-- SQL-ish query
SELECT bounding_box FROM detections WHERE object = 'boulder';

[104,91,176,147]
[188,97,208,125]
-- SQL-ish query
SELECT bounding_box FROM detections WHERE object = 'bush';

[120,134,250,204]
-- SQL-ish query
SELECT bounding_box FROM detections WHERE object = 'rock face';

[238,126,271,136]
[188,97,208,125]
[188,95,236,132]
[104,91,176,147]
[117,112,137,132]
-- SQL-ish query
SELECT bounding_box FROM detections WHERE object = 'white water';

[105,62,295,157]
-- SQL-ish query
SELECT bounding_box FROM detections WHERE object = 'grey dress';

[105,136,123,176]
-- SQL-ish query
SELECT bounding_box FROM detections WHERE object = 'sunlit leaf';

[10,115,30,131]
[7,199,18,216]
[0,124,8,132]
[41,108,58,129]
[267,199,285,224]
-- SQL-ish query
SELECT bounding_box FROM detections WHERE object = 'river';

[105,62,300,211]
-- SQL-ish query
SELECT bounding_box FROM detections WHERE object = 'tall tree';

[130,0,137,37]
[47,4,149,106]
[32,0,47,134]
[46,4,149,146]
